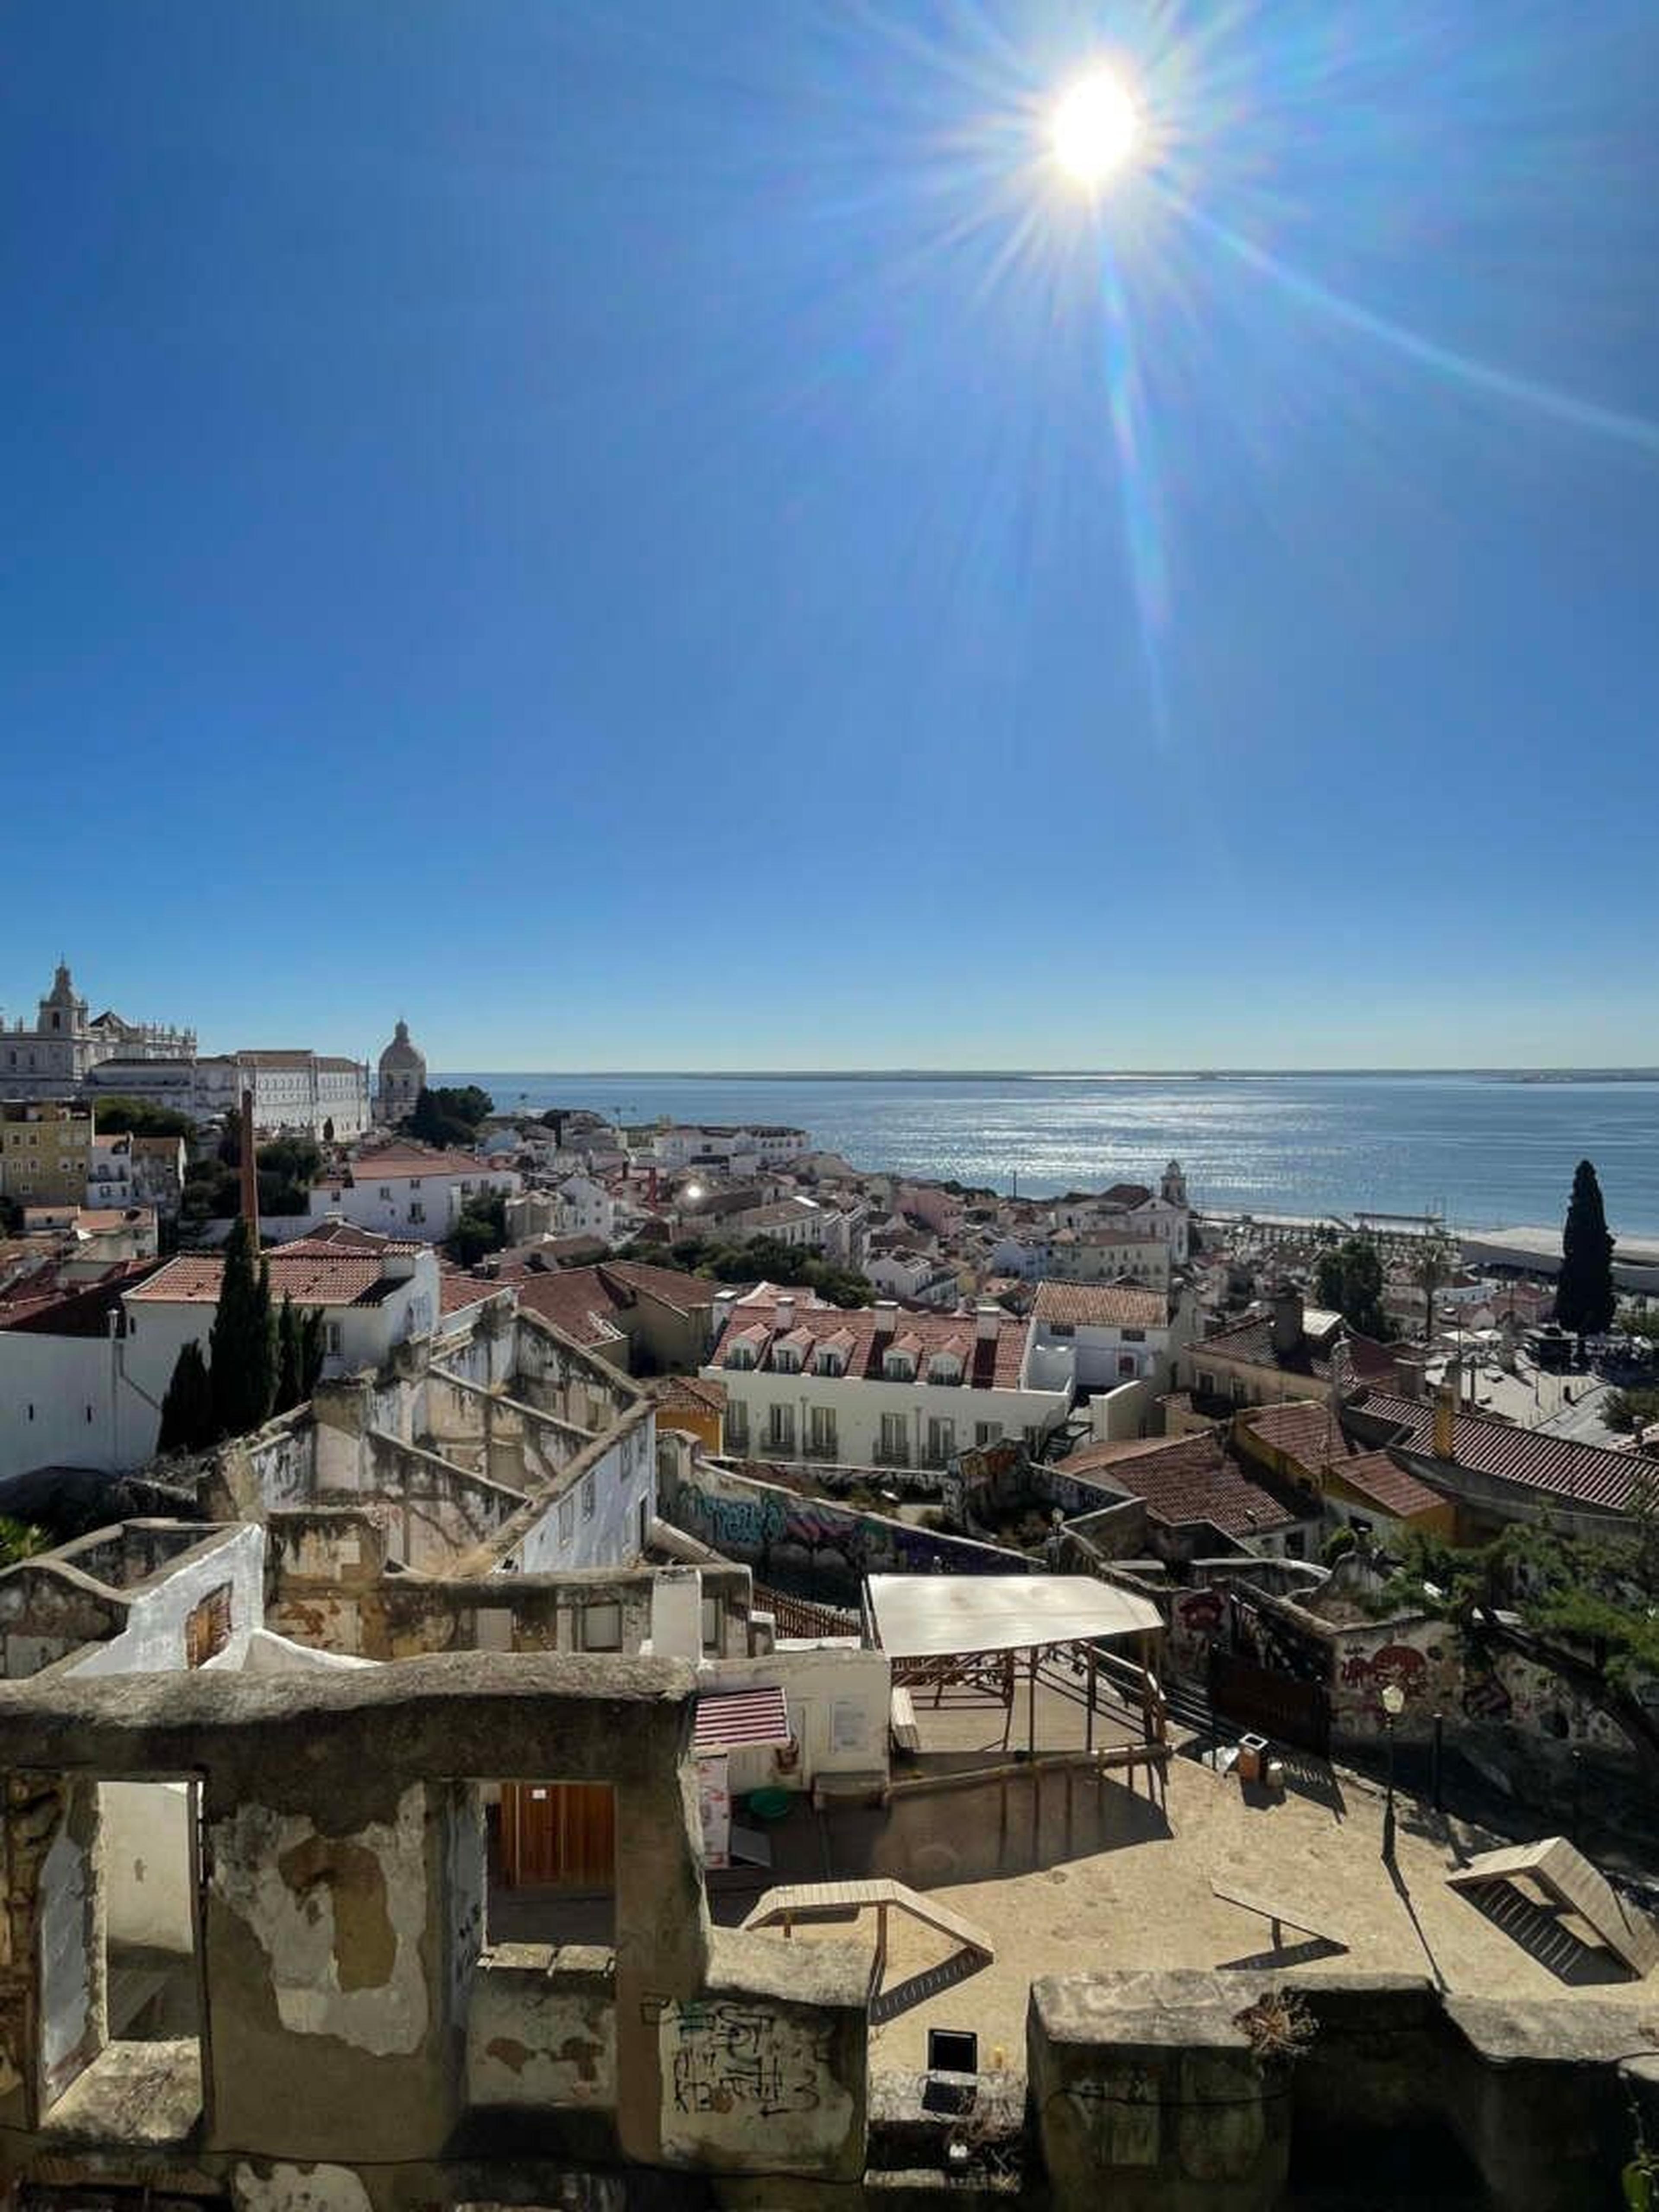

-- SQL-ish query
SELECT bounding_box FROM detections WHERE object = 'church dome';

[379,1019,424,1072]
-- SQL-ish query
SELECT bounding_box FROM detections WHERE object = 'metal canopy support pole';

[1087,1645,1096,1756]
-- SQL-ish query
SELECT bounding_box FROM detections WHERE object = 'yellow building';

[1233,1398,1457,1542]
[0,1100,95,1207]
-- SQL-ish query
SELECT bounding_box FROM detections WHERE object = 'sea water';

[437,1071,1659,1236]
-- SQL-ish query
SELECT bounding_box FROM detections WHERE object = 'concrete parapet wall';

[1029,1968,1659,2212]
[1028,1971,1289,2212]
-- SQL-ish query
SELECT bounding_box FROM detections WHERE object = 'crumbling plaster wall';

[0,1652,869,2188]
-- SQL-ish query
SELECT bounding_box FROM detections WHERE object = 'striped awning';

[694,1686,791,1752]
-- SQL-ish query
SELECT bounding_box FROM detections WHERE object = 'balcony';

[802,1437,840,1462]
[874,1443,911,1469]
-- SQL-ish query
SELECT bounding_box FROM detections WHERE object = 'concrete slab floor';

[738,1745,1659,2076]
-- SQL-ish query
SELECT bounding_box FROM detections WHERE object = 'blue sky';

[5,1,1658,1070]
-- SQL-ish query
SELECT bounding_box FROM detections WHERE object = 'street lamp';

[1380,1683,1405,1859]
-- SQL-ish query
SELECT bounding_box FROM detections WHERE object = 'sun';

[1050,67,1141,188]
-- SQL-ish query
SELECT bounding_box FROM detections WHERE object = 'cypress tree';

[274,1293,302,1414]
[157,1340,215,1453]
[208,1217,276,1437]
[298,1304,326,1398]
[1557,1159,1616,1354]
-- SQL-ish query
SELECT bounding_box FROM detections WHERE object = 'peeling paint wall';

[211,1787,431,2055]
[466,1947,616,2108]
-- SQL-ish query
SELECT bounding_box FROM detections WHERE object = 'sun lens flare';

[1051,67,1141,188]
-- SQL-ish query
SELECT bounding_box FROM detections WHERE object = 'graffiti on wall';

[671,1476,1011,1590]
[649,1996,834,2119]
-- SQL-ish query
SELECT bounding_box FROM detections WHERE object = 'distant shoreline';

[437,1067,1659,1084]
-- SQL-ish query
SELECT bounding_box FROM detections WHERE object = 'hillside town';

[1,961,1658,2209]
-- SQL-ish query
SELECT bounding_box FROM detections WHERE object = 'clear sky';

[5,2,1658,1070]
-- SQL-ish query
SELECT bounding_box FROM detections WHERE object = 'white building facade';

[702,1290,1071,1471]
[306,1151,521,1240]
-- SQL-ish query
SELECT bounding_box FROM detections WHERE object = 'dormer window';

[883,1352,915,1382]
[928,1355,963,1386]
[772,1346,801,1374]
[726,1344,756,1370]
[814,1348,844,1377]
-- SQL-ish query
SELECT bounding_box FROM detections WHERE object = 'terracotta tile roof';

[716,1295,1026,1390]
[1101,1183,1155,1208]
[1351,1389,1645,1514]
[0,1261,162,1335]
[125,1249,410,1309]
[654,1375,727,1418]
[1195,1311,1393,1386]
[286,1222,421,1254]
[1237,1399,1354,1475]
[437,1268,495,1316]
[507,1268,629,1347]
[327,1146,500,1184]
[1330,1450,1447,1522]
[1060,1431,1302,1538]
[1033,1280,1166,1329]
[599,1260,723,1313]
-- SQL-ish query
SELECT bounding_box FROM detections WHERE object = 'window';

[409,1202,426,1224]
[928,1356,962,1385]
[766,1403,795,1451]
[582,1473,595,1519]
[1023,1425,1043,1453]
[725,1404,749,1451]
[878,1411,908,1464]
[925,1417,955,1465]
[973,1421,1002,1448]
[1122,1328,1146,1344]
[379,1186,392,1200]
[1048,1321,1074,1339]
[883,1354,914,1381]
[808,1405,836,1456]
[772,1347,800,1374]
[324,1321,343,1355]
[1117,1354,1138,1379]
[814,1349,843,1376]
[185,1583,234,1667]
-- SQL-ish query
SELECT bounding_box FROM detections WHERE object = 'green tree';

[84,1096,195,1139]
[410,1085,493,1147]
[208,1217,276,1438]
[1557,1158,1616,1354]
[157,1339,216,1453]
[0,1515,48,1567]
[448,1189,509,1266]
[1314,1236,1392,1340]
[274,1294,302,1414]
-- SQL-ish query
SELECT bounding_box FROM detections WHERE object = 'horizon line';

[426,1064,1659,1081]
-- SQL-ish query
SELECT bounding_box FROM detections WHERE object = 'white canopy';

[865,1574,1163,1660]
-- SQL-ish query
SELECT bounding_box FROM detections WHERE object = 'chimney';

[1393,1351,1426,1402]
[239,1089,259,1232]
[975,1303,1002,1344]
[873,1299,901,1334]
[1433,1383,1456,1461]
[1271,1283,1303,1359]
[773,1294,796,1336]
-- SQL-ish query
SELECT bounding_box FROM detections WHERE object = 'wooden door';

[499,1782,615,1889]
